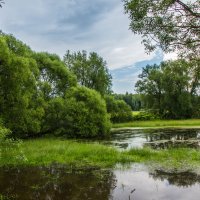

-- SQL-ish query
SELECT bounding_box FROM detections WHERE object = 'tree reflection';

[0,166,116,200]
[150,170,200,187]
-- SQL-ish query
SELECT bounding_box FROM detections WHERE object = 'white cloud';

[0,0,155,70]
[0,0,165,93]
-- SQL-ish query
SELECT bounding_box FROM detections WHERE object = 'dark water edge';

[0,165,200,200]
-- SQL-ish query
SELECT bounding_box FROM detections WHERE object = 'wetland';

[1,128,200,199]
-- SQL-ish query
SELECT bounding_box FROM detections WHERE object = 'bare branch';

[175,0,200,17]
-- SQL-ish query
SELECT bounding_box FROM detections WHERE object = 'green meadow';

[1,138,200,172]
[112,119,200,129]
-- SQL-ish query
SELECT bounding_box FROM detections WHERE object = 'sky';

[0,0,172,93]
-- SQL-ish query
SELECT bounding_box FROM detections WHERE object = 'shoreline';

[112,119,200,129]
[111,126,200,131]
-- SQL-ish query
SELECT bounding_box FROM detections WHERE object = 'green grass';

[1,139,200,172]
[112,119,200,129]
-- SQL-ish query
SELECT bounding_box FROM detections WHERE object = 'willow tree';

[123,0,200,58]
[136,60,200,118]
[64,50,112,96]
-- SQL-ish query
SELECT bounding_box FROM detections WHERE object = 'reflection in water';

[0,165,200,200]
[0,166,116,200]
[112,166,200,200]
[150,170,200,187]
[109,128,200,150]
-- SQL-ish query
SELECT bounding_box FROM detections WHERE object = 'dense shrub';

[132,111,160,121]
[44,87,111,138]
[0,124,27,164]
[0,125,11,140]
[0,34,76,137]
[105,96,133,123]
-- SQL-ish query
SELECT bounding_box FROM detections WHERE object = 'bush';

[0,125,11,140]
[132,111,160,121]
[0,124,27,164]
[105,96,133,123]
[44,87,111,138]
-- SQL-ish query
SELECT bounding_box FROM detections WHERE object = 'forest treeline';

[135,60,200,119]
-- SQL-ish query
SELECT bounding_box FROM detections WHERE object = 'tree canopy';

[113,93,143,111]
[136,59,200,118]
[123,0,200,57]
[64,50,112,96]
[105,95,133,123]
[0,33,112,138]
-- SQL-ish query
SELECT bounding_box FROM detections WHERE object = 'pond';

[0,165,200,200]
[1,128,200,200]
[107,128,200,150]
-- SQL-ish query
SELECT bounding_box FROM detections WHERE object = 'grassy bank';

[1,139,200,172]
[112,119,200,129]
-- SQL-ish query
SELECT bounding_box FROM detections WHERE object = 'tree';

[34,52,77,101]
[64,50,112,96]
[136,60,200,118]
[65,87,111,138]
[0,35,43,136]
[0,33,77,137]
[136,64,163,114]
[105,95,133,123]
[114,93,143,111]
[44,87,111,138]
[0,33,112,138]
[123,0,200,57]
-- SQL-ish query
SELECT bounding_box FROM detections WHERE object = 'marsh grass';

[1,139,200,172]
[112,119,200,128]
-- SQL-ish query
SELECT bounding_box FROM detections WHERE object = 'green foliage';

[0,35,43,136]
[2,33,33,57]
[34,52,77,100]
[64,87,111,137]
[64,50,112,96]
[0,124,11,140]
[132,111,160,121]
[123,0,200,57]
[114,93,143,111]
[105,95,133,123]
[44,87,111,138]
[0,33,111,138]
[0,123,27,165]
[136,60,200,119]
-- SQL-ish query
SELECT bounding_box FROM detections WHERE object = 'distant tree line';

[135,60,200,119]
[64,50,112,96]
[113,93,143,111]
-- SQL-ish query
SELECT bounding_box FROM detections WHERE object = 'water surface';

[107,128,200,150]
[0,165,200,200]
[1,128,200,199]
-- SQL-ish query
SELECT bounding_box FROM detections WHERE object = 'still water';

[1,128,200,200]
[0,165,200,200]
[108,128,200,150]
